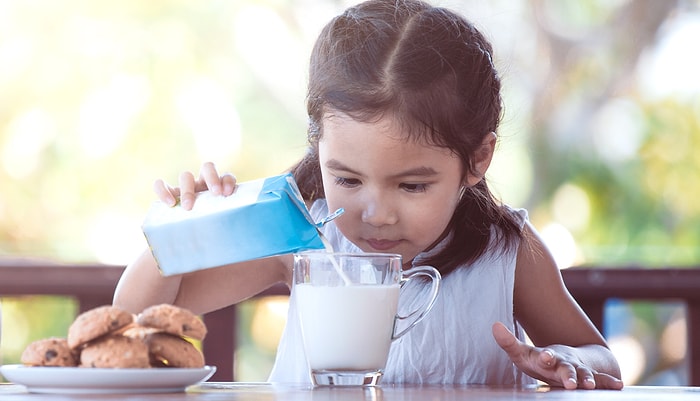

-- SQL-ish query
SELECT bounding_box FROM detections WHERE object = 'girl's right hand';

[153,162,237,210]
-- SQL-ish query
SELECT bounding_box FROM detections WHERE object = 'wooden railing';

[562,266,700,386]
[1,260,700,384]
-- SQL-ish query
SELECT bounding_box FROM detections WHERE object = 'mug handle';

[392,265,441,340]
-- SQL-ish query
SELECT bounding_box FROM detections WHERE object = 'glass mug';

[293,251,441,386]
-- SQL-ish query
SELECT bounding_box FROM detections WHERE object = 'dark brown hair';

[290,0,522,276]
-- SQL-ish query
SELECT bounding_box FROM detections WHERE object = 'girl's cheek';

[327,189,356,213]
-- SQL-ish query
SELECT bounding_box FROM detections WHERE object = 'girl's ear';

[465,132,497,187]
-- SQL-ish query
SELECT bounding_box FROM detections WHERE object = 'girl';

[114,0,623,389]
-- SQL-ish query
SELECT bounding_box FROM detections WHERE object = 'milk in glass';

[296,283,400,370]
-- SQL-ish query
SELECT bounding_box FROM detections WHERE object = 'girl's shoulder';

[503,205,529,230]
[476,205,528,264]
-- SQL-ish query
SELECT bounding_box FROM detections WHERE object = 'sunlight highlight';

[251,297,289,353]
[540,223,578,269]
[233,4,306,108]
[660,311,687,365]
[639,15,700,99]
[551,183,591,232]
[78,74,150,159]
[591,99,645,163]
[175,77,241,166]
[2,108,56,179]
[86,212,147,265]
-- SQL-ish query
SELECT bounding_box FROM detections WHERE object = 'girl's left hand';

[154,162,237,210]
[492,322,624,390]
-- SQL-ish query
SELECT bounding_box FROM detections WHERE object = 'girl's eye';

[400,183,429,193]
[335,177,361,188]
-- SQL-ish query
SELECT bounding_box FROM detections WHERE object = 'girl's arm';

[493,222,624,390]
[113,250,292,315]
[112,249,183,313]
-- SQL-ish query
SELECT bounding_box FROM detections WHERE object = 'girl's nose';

[361,194,398,226]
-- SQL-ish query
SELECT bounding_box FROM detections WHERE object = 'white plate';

[0,364,216,394]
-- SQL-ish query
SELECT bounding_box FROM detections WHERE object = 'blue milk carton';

[142,173,341,276]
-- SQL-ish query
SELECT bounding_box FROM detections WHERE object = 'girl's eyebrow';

[324,159,361,175]
[324,159,438,178]
[390,166,439,179]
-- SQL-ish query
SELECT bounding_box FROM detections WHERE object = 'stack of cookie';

[20,304,208,369]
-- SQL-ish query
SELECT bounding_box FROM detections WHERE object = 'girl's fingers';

[577,366,596,389]
[539,349,555,367]
[153,179,178,207]
[558,362,578,389]
[491,322,522,359]
[594,372,625,390]
[179,171,196,210]
[539,349,576,389]
[221,172,237,196]
[152,163,235,211]
[198,162,222,194]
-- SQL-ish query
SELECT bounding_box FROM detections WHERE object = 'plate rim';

[0,364,216,394]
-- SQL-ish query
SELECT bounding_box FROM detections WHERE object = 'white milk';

[295,283,400,371]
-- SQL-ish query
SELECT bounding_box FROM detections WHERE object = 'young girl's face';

[318,111,464,264]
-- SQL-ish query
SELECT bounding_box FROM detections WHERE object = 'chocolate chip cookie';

[20,337,78,367]
[137,304,207,341]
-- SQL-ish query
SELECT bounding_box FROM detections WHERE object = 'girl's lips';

[366,238,401,251]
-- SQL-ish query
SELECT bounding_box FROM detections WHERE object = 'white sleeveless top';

[268,199,535,385]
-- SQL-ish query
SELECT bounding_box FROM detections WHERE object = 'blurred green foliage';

[535,98,700,266]
[0,297,76,365]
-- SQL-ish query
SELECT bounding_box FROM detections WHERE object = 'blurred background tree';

[1,0,699,385]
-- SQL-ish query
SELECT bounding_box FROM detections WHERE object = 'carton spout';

[315,208,345,228]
